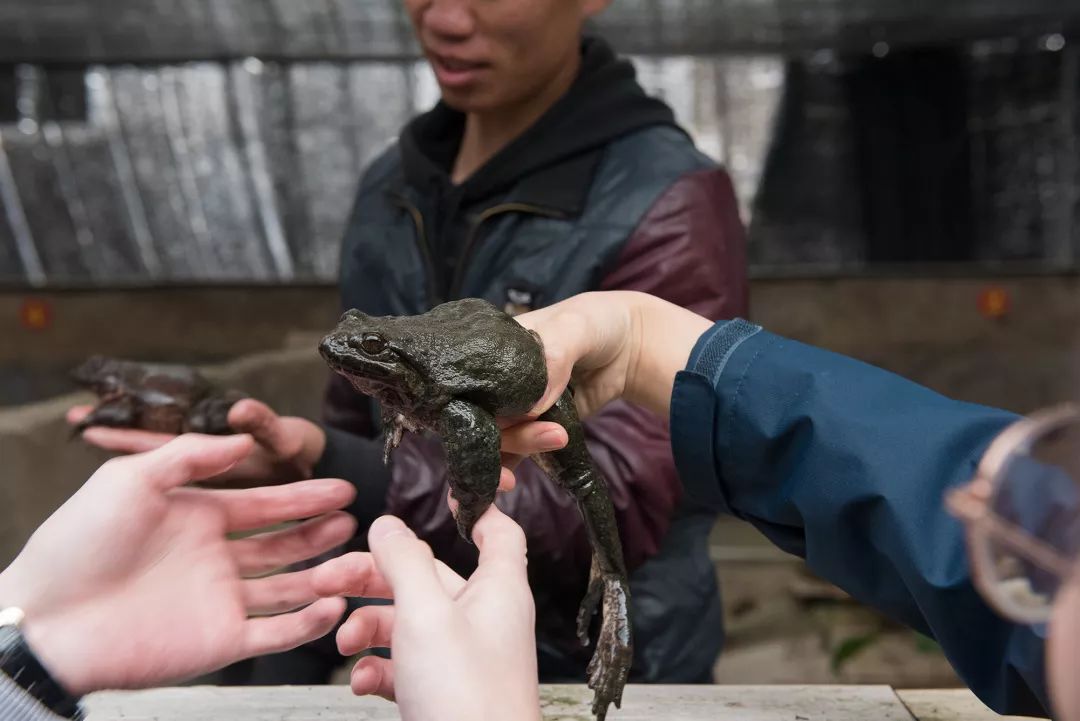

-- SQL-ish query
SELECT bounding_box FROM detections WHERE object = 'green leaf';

[830,632,881,673]
[914,634,942,655]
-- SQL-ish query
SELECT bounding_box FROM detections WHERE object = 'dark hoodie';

[399,36,683,298]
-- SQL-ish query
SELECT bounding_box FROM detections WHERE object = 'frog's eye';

[360,334,388,355]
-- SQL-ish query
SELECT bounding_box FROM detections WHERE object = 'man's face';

[403,0,609,113]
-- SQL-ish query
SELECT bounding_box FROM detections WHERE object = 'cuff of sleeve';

[313,425,392,529]
[670,319,762,515]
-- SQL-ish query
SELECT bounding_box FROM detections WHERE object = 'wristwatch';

[0,607,84,719]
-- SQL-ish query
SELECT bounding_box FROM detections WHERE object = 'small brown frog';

[71,355,245,436]
[319,298,632,721]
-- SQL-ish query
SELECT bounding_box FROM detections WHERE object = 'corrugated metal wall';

[0,0,1078,287]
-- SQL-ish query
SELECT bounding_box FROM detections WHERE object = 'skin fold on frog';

[319,298,632,720]
[70,355,245,437]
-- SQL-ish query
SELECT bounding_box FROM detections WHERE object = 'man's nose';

[421,0,475,40]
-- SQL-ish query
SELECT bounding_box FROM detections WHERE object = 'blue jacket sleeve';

[670,320,1050,717]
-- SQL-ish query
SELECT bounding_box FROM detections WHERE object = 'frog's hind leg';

[72,396,137,438]
[531,390,632,721]
[438,399,501,543]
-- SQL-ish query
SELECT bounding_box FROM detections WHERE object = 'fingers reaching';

[312,551,466,601]
[350,654,396,700]
[368,516,447,609]
[228,399,303,459]
[230,511,357,576]
[337,605,396,656]
[240,597,346,660]
[80,426,177,454]
[472,506,529,581]
[134,434,255,491]
[66,405,93,425]
[241,566,324,616]
[215,477,357,533]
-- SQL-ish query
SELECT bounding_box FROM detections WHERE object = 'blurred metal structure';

[0,0,1078,286]
[2,0,1078,60]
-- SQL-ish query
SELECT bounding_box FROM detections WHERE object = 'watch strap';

[0,621,84,719]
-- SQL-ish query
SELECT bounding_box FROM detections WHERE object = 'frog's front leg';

[186,391,244,435]
[438,399,501,542]
[72,396,137,437]
[531,390,632,721]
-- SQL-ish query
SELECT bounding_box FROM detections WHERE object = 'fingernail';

[539,429,567,450]
[369,515,415,542]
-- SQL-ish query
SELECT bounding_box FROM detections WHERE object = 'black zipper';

[388,191,440,306]
[448,202,568,299]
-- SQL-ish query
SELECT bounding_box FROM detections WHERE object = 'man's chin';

[438,88,498,114]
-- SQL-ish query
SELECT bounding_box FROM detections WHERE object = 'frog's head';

[70,355,122,393]
[319,309,433,409]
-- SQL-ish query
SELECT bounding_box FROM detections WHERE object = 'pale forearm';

[626,293,713,418]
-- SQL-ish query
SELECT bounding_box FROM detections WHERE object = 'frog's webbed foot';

[381,412,409,465]
[581,573,632,721]
[577,561,605,645]
[187,393,244,435]
[71,397,136,438]
[438,400,501,543]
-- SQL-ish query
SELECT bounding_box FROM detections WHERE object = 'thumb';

[368,516,447,609]
[472,506,528,582]
[228,399,300,458]
[517,311,585,419]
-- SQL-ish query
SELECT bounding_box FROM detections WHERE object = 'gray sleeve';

[0,673,74,720]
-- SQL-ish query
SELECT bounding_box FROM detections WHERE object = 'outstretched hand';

[313,508,541,721]
[67,398,327,487]
[0,434,355,695]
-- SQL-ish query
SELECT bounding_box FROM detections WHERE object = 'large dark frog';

[319,298,632,720]
[71,355,245,436]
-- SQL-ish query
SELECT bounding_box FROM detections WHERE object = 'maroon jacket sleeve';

[385,167,749,577]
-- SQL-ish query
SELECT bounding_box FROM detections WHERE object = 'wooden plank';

[896,689,1044,721]
[83,684,916,721]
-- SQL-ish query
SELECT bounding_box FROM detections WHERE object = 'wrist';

[19,611,91,696]
[627,294,711,417]
[0,605,87,717]
[0,567,94,697]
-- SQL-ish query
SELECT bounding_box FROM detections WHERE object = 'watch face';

[0,607,25,628]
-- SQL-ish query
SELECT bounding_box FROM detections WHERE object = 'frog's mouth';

[319,334,398,387]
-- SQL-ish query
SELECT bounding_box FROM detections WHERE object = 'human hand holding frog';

[67,399,327,487]
[500,290,712,462]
